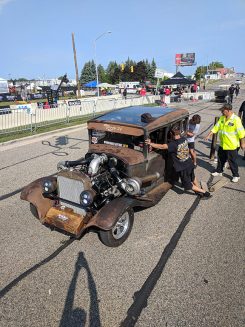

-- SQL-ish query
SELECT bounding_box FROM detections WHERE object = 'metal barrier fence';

[0,95,158,135]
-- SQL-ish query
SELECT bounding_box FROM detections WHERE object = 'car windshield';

[91,130,145,152]
[93,106,175,126]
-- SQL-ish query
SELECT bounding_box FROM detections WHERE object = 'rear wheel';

[98,208,134,247]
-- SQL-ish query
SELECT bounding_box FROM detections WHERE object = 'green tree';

[106,61,119,84]
[144,59,151,81]
[209,61,224,69]
[149,59,157,83]
[80,60,96,84]
[134,61,147,83]
[97,64,107,83]
[195,66,207,80]
[120,57,136,82]
[16,78,28,82]
[111,65,121,84]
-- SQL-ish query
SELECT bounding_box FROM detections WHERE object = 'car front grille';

[57,175,86,216]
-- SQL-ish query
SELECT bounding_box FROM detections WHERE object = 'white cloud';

[0,0,14,12]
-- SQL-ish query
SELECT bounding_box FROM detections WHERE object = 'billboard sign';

[175,53,195,66]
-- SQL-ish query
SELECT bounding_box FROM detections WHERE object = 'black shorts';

[188,142,195,149]
[178,166,195,190]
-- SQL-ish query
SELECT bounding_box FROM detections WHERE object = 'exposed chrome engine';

[48,153,144,215]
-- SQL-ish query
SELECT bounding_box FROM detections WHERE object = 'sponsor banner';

[0,94,17,101]
[0,80,9,93]
[16,104,32,113]
[0,94,24,101]
[175,53,195,66]
[31,93,45,99]
[154,69,166,78]
[67,99,81,106]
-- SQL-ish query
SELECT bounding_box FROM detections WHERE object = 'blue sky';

[0,0,245,80]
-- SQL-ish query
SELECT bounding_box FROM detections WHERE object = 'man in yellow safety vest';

[205,103,245,183]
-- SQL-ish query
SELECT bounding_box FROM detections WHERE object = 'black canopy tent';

[162,72,196,85]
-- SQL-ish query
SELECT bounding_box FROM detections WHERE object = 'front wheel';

[98,208,134,247]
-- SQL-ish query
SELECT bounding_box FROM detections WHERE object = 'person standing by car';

[238,100,245,160]
[235,84,240,97]
[165,86,171,96]
[122,88,127,100]
[164,86,171,104]
[145,126,211,198]
[140,86,146,97]
[228,84,235,103]
[205,103,245,182]
[187,114,201,168]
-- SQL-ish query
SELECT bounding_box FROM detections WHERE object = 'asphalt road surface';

[0,87,244,327]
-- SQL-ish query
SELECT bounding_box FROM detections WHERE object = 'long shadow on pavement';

[0,238,75,298]
[59,252,101,327]
[120,196,201,327]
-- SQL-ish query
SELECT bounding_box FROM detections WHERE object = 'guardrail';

[0,95,158,135]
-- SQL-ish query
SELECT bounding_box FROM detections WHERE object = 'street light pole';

[94,31,111,97]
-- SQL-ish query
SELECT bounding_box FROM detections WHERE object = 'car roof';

[91,106,175,126]
[87,106,189,136]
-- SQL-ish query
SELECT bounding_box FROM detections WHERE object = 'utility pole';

[72,32,81,98]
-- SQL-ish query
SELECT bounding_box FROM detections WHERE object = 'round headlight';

[80,190,95,207]
[43,180,56,193]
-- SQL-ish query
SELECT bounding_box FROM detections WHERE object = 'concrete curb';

[0,123,87,151]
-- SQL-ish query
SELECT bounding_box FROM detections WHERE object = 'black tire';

[98,208,134,247]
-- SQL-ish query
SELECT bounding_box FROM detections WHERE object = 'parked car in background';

[119,81,141,94]
[21,105,189,247]
[0,107,12,115]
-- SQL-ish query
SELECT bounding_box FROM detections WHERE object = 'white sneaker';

[232,177,240,183]
[211,172,223,177]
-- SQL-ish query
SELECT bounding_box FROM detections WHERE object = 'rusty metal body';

[21,106,189,243]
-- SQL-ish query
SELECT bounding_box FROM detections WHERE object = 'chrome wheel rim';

[112,212,129,239]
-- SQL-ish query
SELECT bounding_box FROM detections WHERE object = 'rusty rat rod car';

[21,105,189,247]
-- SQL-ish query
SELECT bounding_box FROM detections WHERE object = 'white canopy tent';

[0,77,9,93]
[26,83,42,91]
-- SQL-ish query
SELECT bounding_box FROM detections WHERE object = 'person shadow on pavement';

[59,251,101,327]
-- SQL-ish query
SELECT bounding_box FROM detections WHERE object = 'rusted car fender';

[85,196,152,231]
[85,181,172,231]
[20,176,56,221]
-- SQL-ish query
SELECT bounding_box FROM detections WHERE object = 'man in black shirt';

[228,84,235,103]
[145,127,211,198]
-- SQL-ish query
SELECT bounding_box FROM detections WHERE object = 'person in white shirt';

[187,114,201,168]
